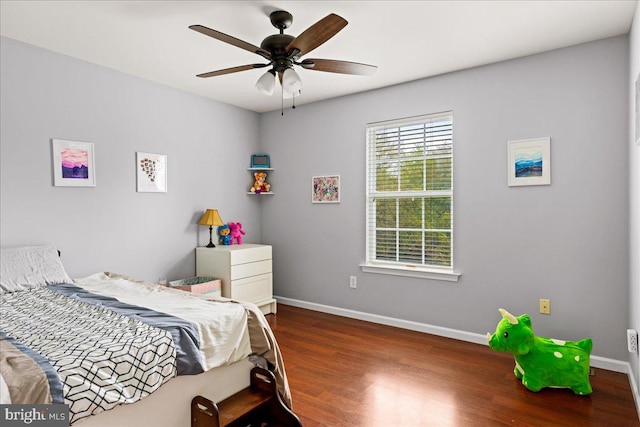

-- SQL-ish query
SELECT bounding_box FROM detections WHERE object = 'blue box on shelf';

[250,154,270,169]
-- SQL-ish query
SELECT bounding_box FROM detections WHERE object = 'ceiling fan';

[189,10,377,102]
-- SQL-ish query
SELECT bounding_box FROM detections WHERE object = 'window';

[363,111,458,281]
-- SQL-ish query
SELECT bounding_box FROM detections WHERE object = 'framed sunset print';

[52,139,96,187]
[507,137,551,187]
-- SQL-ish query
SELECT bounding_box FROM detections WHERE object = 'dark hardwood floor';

[267,304,639,427]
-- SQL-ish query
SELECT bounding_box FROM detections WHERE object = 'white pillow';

[0,245,72,293]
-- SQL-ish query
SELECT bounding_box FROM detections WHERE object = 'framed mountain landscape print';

[507,137,551,187]
[52,139,96,187]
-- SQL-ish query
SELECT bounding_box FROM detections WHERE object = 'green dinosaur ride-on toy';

[487,308,592,395]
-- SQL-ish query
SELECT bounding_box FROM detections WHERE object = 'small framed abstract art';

[52,139,96,187]
[507,137,551,187]
[136,152,167,193]
[312,175,340,203]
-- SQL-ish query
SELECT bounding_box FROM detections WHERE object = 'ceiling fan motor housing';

[261,34,296,71]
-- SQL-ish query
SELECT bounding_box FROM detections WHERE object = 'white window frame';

[361,111,460,282]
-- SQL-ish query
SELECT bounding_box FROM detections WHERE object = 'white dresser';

[195,244,276,315]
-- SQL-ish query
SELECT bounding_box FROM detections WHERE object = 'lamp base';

[207,226,216,248]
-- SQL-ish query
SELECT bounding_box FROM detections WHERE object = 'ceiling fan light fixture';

[255,70,276,95]
[282,67,302,94]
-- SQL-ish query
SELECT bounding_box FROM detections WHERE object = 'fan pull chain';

[280,88,300,115]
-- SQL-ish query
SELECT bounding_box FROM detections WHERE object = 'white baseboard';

[276,296,490,344]
[629,363,640,419]
[275,296,634,375]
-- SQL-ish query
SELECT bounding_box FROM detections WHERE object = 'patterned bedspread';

[0,273,255,425]
[0,287,177,424]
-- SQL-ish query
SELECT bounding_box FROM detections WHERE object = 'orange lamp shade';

[198,209,224,227]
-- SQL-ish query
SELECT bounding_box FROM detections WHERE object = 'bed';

[0,245,291,426]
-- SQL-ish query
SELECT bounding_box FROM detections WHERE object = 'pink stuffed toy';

[228,222,245,245]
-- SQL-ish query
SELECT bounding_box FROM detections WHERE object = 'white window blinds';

[366,111,453,269]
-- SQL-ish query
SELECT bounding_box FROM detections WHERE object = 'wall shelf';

[247,168,274,195]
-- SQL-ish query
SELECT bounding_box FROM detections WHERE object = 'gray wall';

[0,33,633,363]
[0,37,263,283]
[629,0,640,400]
[260,36,630,361]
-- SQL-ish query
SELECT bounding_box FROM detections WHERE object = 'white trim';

[588,355,632,373]
[629,362,640,419]
[275,296,630,375]
[359,263,460,282]
[365,111,454,270]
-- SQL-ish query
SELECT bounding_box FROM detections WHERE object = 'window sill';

[359,263,460,282]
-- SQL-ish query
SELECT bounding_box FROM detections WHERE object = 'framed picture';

[52,139,96,187]
[507,137,551,187]
[312,175,340,203]
[136,152,167,193]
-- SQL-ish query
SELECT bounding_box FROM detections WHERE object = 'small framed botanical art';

[312,175,340,203]
[136,152,167,193]
[507,137,551,187]
[52,139,96,187]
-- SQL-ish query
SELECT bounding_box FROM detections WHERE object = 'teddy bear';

[228,222,245,245]
[217,224,231,245]
[250,171,271,194]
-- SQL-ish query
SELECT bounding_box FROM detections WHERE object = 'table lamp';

[198,209,224,248]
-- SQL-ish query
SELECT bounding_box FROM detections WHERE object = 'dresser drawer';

[230,259,271,280]
[229,245,272,265]
[230,273,272,304]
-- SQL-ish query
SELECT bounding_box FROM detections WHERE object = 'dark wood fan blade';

[196,63,269,78]
[286,14,347,58]
[190,24,271,59]
[299,59,377,75]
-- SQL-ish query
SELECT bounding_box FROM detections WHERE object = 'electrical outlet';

[539,299,550,315]
[628,329,638,353]
[349,276,357,289]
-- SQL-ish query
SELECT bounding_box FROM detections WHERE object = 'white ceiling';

[0,1,636,113]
